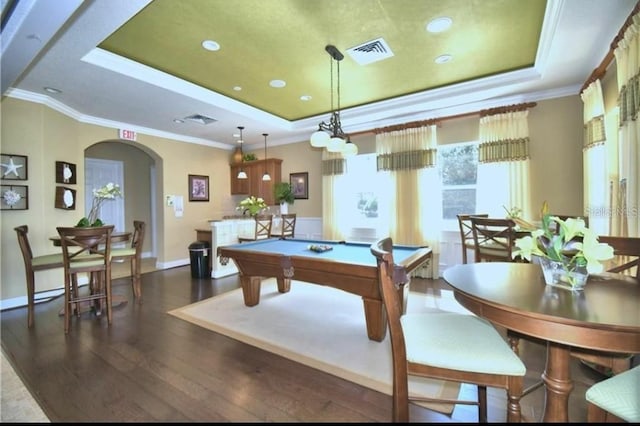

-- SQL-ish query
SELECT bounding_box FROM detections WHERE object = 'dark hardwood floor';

[1,265,605,422]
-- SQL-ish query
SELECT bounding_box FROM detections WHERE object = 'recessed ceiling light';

[201,40,220,51]
[173,118,184,123]
[44,86,61,94]
[435,54,452,64]
[270,80,286,88]
[300,95,312,101]
[233,86,242,91]
[426,17,453,33]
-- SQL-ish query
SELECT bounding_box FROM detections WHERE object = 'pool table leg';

[362,297,387,342]
[241,275,264,306]
[241,275,292,306]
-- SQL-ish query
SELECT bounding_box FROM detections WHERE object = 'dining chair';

[57,225,114,334]
[569,235,640,377]
[238,214,273,242]
[273,213,296,239]
[14,225,65,328]
[470,216,521,263]
[110,220,146,302]
[370,237,526,422]
[585,365,640,422]
[456,214,488,264]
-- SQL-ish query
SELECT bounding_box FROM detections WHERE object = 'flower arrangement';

[77,182,122,227]
[236,195,268,216]
[513,202,614,288]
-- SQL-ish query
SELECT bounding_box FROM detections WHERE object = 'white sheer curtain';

[321,150,348,240]
[613,10,640,237]
[476,111,531,219]
[375,126,441,277]
[581,79,609,235]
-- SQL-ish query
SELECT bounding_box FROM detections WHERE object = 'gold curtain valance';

[618,72,639,125]
[583,114,606,149]
[376,148,437,171]
[478,137,530,163]
[322,158,345,176]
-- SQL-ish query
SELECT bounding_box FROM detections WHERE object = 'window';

[342,153,391,241]
[438,142,478,220]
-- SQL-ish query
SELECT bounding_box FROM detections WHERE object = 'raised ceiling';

[1,0,636,149]
[99,0,545,121]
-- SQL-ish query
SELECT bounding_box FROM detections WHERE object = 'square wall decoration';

[1,185,28,210]
[55,161,76,184]
[0,154,28,180]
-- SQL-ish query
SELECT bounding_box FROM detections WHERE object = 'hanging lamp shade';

[262,133,271,181]
[310,130,330,147]
[342,140,358,156]
[237,126,248,179]
[326,136,346,153]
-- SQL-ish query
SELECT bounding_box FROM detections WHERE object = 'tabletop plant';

[236,195,268,216]
[512,201,614,276]
[77,182,123,227]
[274,182,294,205]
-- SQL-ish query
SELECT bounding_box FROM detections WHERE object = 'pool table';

[218,238,432,342]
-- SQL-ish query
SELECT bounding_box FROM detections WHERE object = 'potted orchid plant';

[512,202,614,290]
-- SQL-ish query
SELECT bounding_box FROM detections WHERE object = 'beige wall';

[0,87,607,301]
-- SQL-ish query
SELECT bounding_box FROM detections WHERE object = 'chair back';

[597,235,640,283]
[470,216,518,262]
[131,220,146,254]
[277,213,296,239]
[456,213,488,263]
[15,225,36,266]
[370,237,410,420]
[57,225,114,274]
[254,214,273,240]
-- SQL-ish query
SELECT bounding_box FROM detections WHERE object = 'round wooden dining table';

[443,262,640,422]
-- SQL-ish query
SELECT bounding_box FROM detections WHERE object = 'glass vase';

[537,256,588,291]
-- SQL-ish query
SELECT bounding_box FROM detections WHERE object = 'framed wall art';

[188,174,209,202]
[1,184,28,210]
[0,154,28,181]
[54,186,76,210]
[290,172,308,199]
[55,161,76,184]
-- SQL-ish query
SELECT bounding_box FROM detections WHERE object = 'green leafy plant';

[274,182,294,205]
[243,153,257,161]
[236,195,268,216]
[77,182,122,227]
[512,201,614,274]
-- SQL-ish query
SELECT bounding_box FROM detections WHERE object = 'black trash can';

[188,241,210,278]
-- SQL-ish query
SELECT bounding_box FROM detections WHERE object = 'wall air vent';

[183,114,217,125]
[346,38,394,66]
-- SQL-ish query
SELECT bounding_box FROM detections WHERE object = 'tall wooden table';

[443,262,640,422]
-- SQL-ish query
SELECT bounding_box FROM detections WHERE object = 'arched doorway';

[84,140,162,260]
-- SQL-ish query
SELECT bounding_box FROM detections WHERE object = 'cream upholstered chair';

[110,220,146,302]
[371,237,526,422]
[14,225,65,328]
[456,214,488,263]
[57,225,114,334]
[238,214,273,242]
[585,365,640,422]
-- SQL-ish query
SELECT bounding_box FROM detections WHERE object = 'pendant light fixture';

[237,126,247,179]
[261,133,271,181]
[310,45,357,156]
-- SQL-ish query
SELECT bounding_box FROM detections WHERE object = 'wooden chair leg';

[26,271,35,328]
[105,269,113,325]
[64,275,71,334]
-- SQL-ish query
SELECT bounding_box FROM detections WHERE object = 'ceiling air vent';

[183,114,217,125]
[346,38,394,66]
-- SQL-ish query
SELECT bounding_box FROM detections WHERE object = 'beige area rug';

[169,279,473,415]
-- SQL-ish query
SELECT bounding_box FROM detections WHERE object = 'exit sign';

[119,129,137,141]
